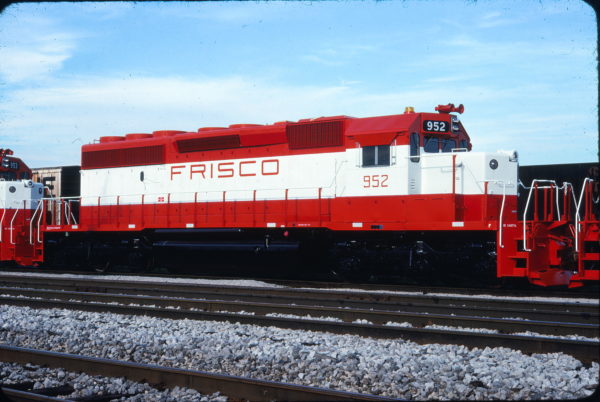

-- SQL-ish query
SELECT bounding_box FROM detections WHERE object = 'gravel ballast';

[0,305,597,400]
[0,361,227,401]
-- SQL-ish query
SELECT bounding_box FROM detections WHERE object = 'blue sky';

[0,1,597,167]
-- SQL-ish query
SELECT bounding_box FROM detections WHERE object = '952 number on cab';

[422,120,448,133]
[363,174,388,188]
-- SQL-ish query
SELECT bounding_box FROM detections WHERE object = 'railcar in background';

[2,104,598,287]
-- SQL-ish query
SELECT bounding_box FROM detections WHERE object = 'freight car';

[1,104,598,287]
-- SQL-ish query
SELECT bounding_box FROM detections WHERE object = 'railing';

[478,180,513,248]
[30,199,43,244]
[520,179,595,253]
[521,180,560,252]
[574,178,595,253]
[40,197,80,226]
[0,203,5,243]
[9,201,23,245]
[39,185,335,229]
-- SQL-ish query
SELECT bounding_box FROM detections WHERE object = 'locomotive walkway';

[0,273,598,364]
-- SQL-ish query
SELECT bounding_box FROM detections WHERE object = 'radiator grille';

[82,145,165,169]
[176,135,241,153]
[286,121,344,150]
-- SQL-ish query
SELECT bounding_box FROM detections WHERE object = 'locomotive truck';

[0,104,598,287]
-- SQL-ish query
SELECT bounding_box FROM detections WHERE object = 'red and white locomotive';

[1,104,598,287]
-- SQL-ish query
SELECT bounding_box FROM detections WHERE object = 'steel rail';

[0,275,596,315]
[0,266,600,299]
[0,287,597,338]
[0,278,597,325]
[0,387,65,401]
[2,268,597,299]
[0,345,396,401]
[0,297,597,364]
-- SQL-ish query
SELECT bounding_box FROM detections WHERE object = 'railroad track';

[0,274,597,320]
[0,266,597,299]
[0,273,598,309]
[0,345,392,401]
[0,287,597,337]
[1,267,597,299]
[0,273,598,364]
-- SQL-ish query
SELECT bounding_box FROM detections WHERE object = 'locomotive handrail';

[522,179,560,252]
[519,180,562,221]
[40,196,80,226]
[561,181,580,234]
[37,199,44,243]
[63,186,337,207]
[0,201,5,242]
[575,178,595,253]
[520,179,587,253]
[477,180,509,248]
[404,153,463,159]
[66,199,78,225]
[9,202,22,245]
[29,199,43,245]
[41,196,81,200]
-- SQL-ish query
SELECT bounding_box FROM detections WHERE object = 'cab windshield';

[424,136,457,153]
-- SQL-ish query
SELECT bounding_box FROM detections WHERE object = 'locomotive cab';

[410,105,518,214]
[0,148,32,181]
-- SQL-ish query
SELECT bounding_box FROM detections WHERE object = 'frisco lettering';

[170,159,279,180]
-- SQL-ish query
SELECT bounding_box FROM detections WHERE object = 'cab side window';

[363,145,390,167]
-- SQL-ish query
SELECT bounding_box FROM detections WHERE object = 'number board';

[422,120,449,133]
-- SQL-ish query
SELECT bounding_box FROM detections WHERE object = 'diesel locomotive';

[1,104,598,287]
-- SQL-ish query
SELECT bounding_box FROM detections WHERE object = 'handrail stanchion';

[65,200,70,225]
[37,199,45,243]
[29,199,42,245]
[9,204,20,245]
[575,178,594,253]
[554,183,561,221]
[0,203,6,243]
[522,179,559,252]
[498,182,506,248]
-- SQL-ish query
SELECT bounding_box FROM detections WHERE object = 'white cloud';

[0,14,78,83]
[301,54,344,66]
[301,43,379,67]
[0,74,596,167]
[476,11,523,28]
[0,47,71,83]
[442,34,593,62]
